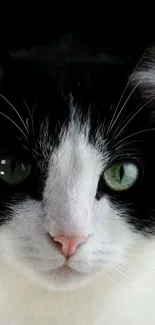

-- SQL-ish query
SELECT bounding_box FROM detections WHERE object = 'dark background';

[0,14,154,73]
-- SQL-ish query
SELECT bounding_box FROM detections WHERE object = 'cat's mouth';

[55,265,72,273]
[53,264,86,276]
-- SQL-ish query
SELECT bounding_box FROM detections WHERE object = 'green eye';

[0,157,31,185]
[104,161,139,191]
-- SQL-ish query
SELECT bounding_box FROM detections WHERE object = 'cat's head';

[0,44,154,292]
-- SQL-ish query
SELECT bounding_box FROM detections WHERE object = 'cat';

[0,38,155,324]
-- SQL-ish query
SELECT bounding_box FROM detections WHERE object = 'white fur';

[1,239,155,325]
[0,114,154,324]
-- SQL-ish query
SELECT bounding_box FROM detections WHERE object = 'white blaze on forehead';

[43,112,108,237]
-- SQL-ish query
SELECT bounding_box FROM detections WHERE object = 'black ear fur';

[130,45,155,95]
[126,45,155,129]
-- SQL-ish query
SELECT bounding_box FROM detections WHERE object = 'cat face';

[0,44,154,291]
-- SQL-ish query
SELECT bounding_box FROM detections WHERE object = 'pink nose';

[53,235,87,258]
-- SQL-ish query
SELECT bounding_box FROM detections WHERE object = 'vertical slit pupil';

[11,159,16,172]
[119,165,124,180]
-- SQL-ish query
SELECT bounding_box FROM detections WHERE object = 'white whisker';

[0,248,22,253]
[106,272,117,283]
[113,127,155,148]
[106,45,150,136]
[7,80,33,126]
[116,266,127,278]
[126,244,142,251]
[114,140,142,151]
[18,94,33,128]
[117,263,134,275]
[122,257,135,267]
[0,112,27,138]
[31,100,37,138]
[126,252,139,257]
[0,93,29,133]
[113,96,155,141]
[109,70,153,138]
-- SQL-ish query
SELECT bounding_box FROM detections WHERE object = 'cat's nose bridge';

[46,199,92,238]
[44,179,93,237]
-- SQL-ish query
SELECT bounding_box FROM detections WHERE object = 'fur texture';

[0,40,155,324]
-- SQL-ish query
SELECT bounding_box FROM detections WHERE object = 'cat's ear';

[130,46,155,123]
[131,46,155,98]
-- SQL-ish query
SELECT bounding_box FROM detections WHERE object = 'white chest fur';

[0,240,155,325]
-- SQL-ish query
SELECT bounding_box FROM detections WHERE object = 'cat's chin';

[33,265,95,292]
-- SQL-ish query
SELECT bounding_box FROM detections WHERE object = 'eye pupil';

[119,165,124,181]
[11,159,16,173]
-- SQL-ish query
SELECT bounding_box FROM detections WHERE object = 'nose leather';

[53,235,87,257]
